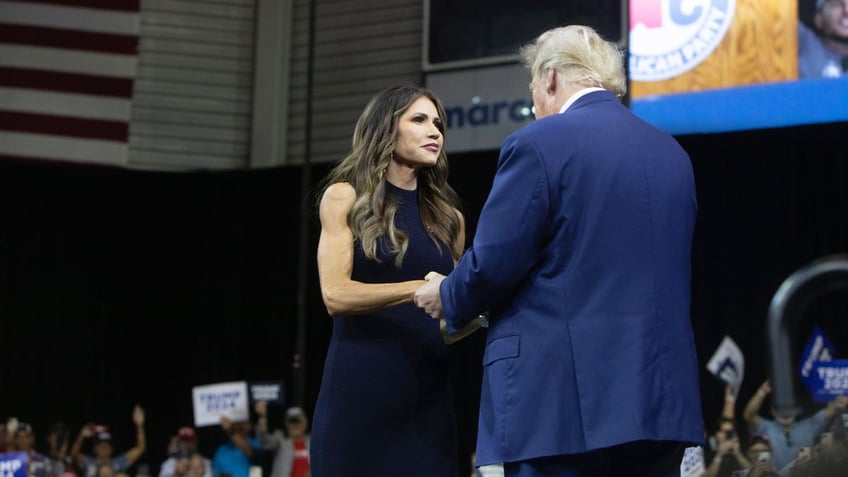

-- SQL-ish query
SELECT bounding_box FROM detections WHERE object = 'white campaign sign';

[680,446,705,477]
[192,381,249,427]
[706,335,745,396]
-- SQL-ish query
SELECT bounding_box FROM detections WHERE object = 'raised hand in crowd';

[71,405,146,477]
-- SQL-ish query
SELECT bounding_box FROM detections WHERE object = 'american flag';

[0,0,139,165]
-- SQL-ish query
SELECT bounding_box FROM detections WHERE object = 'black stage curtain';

[1,121,847,471]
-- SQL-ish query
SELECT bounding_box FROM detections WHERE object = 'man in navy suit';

[414,25,703,477]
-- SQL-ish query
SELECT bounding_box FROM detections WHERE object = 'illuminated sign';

[426,64,534,153]
[630,0,736,81]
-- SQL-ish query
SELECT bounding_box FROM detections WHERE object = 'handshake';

[413,271,447,319]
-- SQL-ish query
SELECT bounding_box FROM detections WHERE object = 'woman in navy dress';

[311,85,480,476]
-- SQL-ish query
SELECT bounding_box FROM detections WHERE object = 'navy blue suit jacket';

[441,91,704,465]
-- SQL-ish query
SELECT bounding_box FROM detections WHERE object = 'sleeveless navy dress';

[310,182,458,476]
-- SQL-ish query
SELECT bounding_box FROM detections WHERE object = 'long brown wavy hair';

[318,85,462,268]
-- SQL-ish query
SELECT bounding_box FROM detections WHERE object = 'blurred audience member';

[187,454,207,477]
[95,463,123,477]
[159,428,210,477]
[46,422,71,477]
[731,434,778,477]
[211,417,260,477]
[14,422,55,477]
[254,402,309,477]
[703,417,751,477]
[743,380,847,469]
[787,410,848,477]
[71,405,147,477]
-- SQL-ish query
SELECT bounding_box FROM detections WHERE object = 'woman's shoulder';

[321,182,357,205]
[319,182,357,217]
[323,181,356,199]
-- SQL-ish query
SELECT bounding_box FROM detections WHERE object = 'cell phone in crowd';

[758,451,771,463]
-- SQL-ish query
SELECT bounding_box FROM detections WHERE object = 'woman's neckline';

[385,180,417,195]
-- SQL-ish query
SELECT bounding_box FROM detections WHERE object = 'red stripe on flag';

[0,111,129,142]
[0,24,138,55]
[10,0,140,12]
[0,67,134,98]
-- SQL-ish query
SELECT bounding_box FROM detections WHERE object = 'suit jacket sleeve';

[441,133,550,333]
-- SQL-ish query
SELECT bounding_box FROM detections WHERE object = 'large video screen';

[425,0,848,153]
[424,0,626,71]
[628,0,848,135]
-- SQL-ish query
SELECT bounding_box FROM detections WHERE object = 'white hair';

[520,25,627,99]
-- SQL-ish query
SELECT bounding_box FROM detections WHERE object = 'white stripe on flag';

[0,131,128,165]
[0,87,132,122]
[0,45,138,78]
[0,2,140,35]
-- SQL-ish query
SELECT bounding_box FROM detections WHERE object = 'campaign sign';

[808,359,848,402]
[680,446,704,477]
[0,452,28,477]
[249,381,284,404]
[706,335,745,396]
[799,326,836,390]
[192,381,249,427]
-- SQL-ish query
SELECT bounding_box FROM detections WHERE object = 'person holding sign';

[312,84,479,476]
[413,25,703,477]
[211,417,259,477]
[742,379,848,470]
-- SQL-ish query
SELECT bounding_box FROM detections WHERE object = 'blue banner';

[808,360,848,402]
[799,327,837,391]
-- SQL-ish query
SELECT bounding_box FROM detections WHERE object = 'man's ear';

[545,68,558,95]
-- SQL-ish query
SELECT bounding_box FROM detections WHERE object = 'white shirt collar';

[559,87,606,114]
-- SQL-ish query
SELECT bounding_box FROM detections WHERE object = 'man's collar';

[559,87,606,114]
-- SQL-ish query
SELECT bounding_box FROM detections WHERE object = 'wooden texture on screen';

[631,0,798,98]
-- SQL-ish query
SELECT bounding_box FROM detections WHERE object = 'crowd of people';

[3,381,846,477]
[0,403,311,477]
[701,382,848,477]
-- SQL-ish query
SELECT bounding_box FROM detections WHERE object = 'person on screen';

[310,84,480,476]
[414,24,703,476]
[798,0,848,78]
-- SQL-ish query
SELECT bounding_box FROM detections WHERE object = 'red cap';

[177,426,196,440]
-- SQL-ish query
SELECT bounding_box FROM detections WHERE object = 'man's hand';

[414,272,446,319]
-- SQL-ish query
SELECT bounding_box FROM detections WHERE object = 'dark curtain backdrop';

[2,120,848,473]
